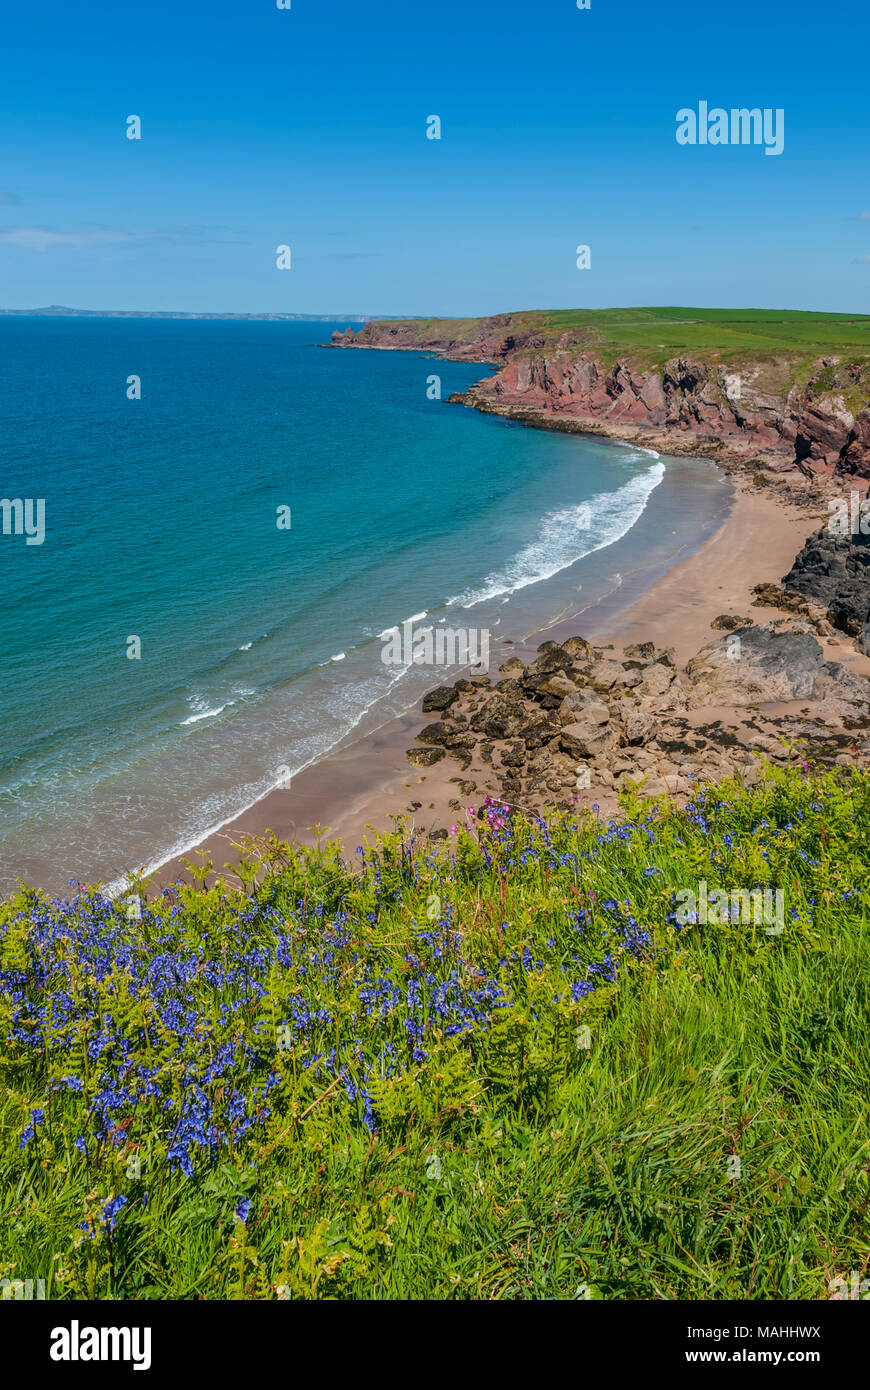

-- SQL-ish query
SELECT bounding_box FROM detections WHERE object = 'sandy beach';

[149,471,835,893]
[570,480,820,660]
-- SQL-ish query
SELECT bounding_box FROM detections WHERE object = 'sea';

[0,316,730,895]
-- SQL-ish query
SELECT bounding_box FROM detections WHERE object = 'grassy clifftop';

[352,305,870,376]
[544,306,870,368]
[2,768,869,1299]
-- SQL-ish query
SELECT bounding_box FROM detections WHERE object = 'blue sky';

[1,0,868,316]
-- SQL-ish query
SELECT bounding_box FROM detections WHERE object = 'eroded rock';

[421,685,458,713]
[406,747,445,767]
[685,625,869,707]
[560,720,619,758]
[623,710,659,745]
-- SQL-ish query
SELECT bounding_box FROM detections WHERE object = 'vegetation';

[376,305,870,375]
[2,767,869,1300]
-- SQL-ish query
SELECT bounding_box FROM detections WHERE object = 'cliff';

[332,309,870,481]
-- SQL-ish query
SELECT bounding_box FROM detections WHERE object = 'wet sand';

[563,480,820,662]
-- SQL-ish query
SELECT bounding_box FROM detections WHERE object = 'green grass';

[2,767,869,1299]
[371,305,870,376]
[538,307,870,373]
[543,305,870,346]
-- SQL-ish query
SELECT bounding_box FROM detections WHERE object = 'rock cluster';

[406,626,870,819]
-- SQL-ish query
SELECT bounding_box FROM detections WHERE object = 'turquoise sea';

[0,317,729,893]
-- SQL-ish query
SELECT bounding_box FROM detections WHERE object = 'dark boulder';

[417,721,456,745]
[421,685,458,713]
[500,741,527,768]
[782,524,870,635]
[687,624,870,709]
[406,747,445,767]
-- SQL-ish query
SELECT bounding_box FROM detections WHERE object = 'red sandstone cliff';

[332,319,870,481]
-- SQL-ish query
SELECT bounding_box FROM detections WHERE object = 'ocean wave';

[377,612,430,641]
[103,657,421,899]
[180,686,255,726]
[614,439,661,459]
[181,703,229,726]
[235,631,271,654]
[448,460,665,607]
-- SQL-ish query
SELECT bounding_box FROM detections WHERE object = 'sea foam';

[449,458,665,607]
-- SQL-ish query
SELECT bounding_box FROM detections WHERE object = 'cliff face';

[333,319,870,481]
[331,314,539,362]
[466,351,870,479]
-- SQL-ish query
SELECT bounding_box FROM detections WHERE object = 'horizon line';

[2,303,870,322]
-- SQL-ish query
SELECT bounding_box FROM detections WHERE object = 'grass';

[369,305,870,376]
[1,767,869,1299]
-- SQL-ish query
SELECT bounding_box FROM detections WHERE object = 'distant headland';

[0,304,371,321]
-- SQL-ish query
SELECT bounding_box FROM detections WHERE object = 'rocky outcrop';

[461,352,870,479]
[685,626,870,715]
[331,314,543,363]
[333,321,870,480]
[782,524,870,639]
[405,624,870,819]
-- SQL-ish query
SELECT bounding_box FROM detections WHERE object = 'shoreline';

[148,465,824,894]
[331,340,796,471]
[8,400,732,902]
[330,315,870,484]
[334,340,758,465]
[542,481,821,663]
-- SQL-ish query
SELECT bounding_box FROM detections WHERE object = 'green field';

[2,767,869,1300]
[377,305,870,376]
[546,307,870,358]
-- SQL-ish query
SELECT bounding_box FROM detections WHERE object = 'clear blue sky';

[1,0,867,316]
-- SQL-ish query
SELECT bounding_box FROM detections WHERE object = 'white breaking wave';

[448,460,665,607]
[180,686,254,726]
[181,702,229,726]
[378,611,428,641]
[614,440,661,459]
[103,656,421,899]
